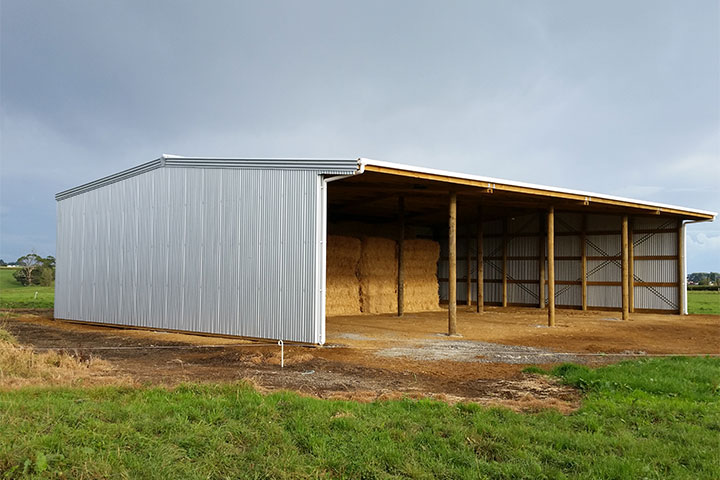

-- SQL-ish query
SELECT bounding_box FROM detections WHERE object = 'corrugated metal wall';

[56,167,335,344]
[438,212,679,312]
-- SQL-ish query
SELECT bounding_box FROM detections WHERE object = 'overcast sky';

[1,1,718,271]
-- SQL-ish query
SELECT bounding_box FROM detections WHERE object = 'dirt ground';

[2,307,718,412]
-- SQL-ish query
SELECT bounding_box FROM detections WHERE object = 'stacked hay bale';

[358,237,398,314]
[403,239,442,312]
[325,235,362,316]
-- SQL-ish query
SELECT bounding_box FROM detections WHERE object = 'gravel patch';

[375,339,585,364]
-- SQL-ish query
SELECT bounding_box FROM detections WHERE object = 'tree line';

[0,254,56,286]
[687,272,719,285]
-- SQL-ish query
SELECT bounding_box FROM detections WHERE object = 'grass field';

[0,355,718,479]
[688,290,720,315]
[0,268,54,309]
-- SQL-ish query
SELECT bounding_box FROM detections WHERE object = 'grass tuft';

[0,326,118,389]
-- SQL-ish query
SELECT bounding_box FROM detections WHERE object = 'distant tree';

[13,253,43,286]
[0,259,6,266]
[37,268,54,287]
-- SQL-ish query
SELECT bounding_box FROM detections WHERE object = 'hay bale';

[326,235,362,316]
[358,237,398,314]
[403,239,441,312]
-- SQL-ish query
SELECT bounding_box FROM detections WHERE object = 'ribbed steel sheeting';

[634,286,678,311]
[555,235,581,256]
[484,219,503,235]
[587,259,621,281]
[587,214,621,231]
[586,234,621,256]
[508,283,537,304]
[56,165,355,344]
[633,232,677,256]
[433,212,681,313]
[484,282,502,303]
[507,214,538,234]
[555,260,581,282]
[556,285,581,306]
[507,259,539,280]
[634,260,677,283]
[632,221,679,311]
[556,212,582,232]
[633,216,678,230]
[507,235,539,256]
[588,285,622,308]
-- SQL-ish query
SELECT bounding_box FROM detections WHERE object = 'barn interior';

[324,165,694,335]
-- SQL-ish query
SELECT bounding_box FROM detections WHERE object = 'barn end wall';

[439,212,681,312]
[56,167,330,343]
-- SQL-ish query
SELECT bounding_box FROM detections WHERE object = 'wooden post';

[628,217,634,314]
[448,192,458,335]
[502,217,508,307]
[547,207,555,327]
[678,221,686,315]
[476,208,484,313]
[581,214,587,311]
[538,212,545,309]
[466,228,472,307]
[397,196,405,317]
[621,215,630,321]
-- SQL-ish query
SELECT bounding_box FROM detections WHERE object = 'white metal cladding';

[635,286,678,311]
[588,286,622,308]
[55,166,349,344]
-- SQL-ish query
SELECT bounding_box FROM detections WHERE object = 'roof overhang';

[352,158,716,222]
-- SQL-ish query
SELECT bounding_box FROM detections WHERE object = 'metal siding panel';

[508,283,537,305]
[634,286,678,310]
[555,235,580,257]
[556,285,581,306]
[587,259,621,282]
[586,234,621,256]
[555,212,582,233]
[55,167,322,343]
[587,214,621,231]
[633,232,677,256]
[588,285,622,308]
[556,260,581,282]
[633,216,678,230]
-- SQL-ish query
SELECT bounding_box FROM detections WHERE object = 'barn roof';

[55,155,715,221]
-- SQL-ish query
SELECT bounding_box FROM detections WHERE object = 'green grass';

[0,268,54,309]
[1,357,719,479]
[687,290,720,315]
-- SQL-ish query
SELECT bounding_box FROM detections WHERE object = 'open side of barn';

[55,156,715,345]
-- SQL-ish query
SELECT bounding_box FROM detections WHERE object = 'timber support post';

[466,228,472,307]
[476,207,484,313]
[502,217,508,307]
[629,217,634,314]
[621,215,630,321]
[539,212,545,309]
[581,214,587,311]
[547,207,555,327]
[397,196,405,317]
[448,192,458,335]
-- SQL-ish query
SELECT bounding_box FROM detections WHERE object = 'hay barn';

[55,156,716,344]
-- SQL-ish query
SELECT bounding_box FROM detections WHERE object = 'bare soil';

[2,307,718,412]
